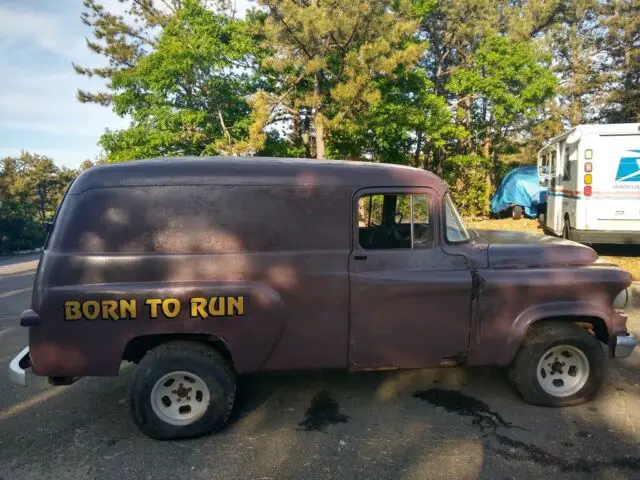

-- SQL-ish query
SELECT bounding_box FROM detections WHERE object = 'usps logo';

[615,150,640,182]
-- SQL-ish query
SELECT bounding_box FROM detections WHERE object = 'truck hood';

[473,230,598,268]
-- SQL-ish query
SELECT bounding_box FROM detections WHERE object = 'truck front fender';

[466,299,616,367]
[500,300,612,365]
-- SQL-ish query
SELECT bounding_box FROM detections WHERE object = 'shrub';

[442,154,492,218]
[0,215,46,255]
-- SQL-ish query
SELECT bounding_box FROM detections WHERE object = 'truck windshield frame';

[444,194,471,243]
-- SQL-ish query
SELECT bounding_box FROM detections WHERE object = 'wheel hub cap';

[536,345,589,397]
[151,371,210,426]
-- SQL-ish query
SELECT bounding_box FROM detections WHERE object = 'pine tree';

[256,0,422,159]
[599,0,640,122]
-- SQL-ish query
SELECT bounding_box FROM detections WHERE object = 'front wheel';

[129,341,236,440]
[508,322,605,407]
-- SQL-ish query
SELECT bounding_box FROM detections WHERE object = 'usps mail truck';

[538,123,640,244]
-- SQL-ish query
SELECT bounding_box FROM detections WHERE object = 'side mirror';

[44,222,53,233]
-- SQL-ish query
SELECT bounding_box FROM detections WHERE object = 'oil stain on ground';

[413,388,640,474]
[413,388,521,434]
[298,391,349,432]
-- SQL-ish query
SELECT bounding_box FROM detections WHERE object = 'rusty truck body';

[9,157,637,439]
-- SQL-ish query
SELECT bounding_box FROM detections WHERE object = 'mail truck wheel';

[508,322,605,407]
[129,341,235,440]
[563,218,572,240]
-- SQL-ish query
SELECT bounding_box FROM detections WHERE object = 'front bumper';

[613,335,639,358]
[9,346,31,386]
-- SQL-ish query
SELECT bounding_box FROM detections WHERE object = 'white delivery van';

[538,123,640,244]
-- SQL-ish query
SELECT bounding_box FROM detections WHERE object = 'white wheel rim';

[536,345,590,397]
[150,371,210,426]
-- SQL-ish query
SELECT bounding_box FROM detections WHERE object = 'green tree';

[449,36,556,164]
[77,0,263,161]
[0,152,75,253]
[598,0,640,122]
[255,0,423,159]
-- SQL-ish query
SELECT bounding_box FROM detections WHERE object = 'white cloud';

[0,5,87,62]
[0,69,128,136]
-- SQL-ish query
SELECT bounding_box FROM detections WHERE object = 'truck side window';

[358,193,433,250]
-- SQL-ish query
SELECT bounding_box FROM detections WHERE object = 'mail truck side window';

[358,193,433,250]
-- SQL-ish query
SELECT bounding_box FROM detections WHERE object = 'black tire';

[129,341,236,440]
[512,206,523,220]
[562,217,572,240]
[508,322,605,407]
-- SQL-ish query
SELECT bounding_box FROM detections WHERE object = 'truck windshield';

[445,194,471,243]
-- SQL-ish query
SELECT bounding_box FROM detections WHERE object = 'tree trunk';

[463,96,473,153]
[414,131,423,167]
[482,138,490,158]
[313,72,326,159]
[315,113,326,159]
[302,109,312,158]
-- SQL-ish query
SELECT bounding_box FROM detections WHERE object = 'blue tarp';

[490,166,547,218]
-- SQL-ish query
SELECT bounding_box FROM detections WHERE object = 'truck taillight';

[584,174,592,185]
[584,185,592,196]
[585,162,592,172]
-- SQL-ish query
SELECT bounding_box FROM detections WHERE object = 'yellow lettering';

[228,296,244,316]
[82,300,100,320]
[162,298,180,318]
[208,297,226,316]
[120,299,137,319]
[64,301,81,321]
[146,299,162,318]
[190,298,209,318]
[101,300,120,321]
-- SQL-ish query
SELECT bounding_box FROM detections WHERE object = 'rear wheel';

[508,322,605,407]
[130,341,236,440]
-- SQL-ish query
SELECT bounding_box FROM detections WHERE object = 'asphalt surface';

[1,254,640,480]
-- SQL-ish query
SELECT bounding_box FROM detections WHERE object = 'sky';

[0,0,252,169]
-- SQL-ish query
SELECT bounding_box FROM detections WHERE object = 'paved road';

[1,255,640,480]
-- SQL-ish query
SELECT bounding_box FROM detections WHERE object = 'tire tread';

[130,341,235,440]
[509,322,605,407]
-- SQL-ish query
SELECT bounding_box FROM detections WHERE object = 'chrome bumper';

[614,335,639,359]
[9,346,30,386]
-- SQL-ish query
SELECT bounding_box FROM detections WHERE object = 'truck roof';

[541,123,640,148]
[68,156,448,195]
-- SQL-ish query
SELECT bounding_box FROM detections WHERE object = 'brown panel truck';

[8,157,637,440]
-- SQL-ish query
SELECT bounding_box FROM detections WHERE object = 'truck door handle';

[354,255,368,261]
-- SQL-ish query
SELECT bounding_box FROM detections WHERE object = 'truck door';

[546,146,563,234]
[348,188,473,370]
